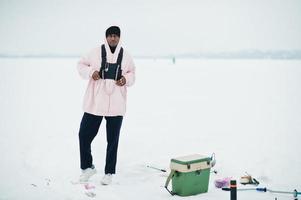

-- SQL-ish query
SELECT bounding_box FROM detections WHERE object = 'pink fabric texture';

[77,39,135,116]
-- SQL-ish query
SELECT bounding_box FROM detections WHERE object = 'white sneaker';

[79,167,97,182]
[101,174,113,185]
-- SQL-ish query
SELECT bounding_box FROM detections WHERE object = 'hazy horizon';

[1,0,301,56]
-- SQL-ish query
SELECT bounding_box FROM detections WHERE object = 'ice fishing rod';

[147,153,218,174]
[222,187,301,199]
[147,165,217,174]
[147,165,167,172]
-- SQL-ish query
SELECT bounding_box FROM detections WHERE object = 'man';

[77,26,135,185]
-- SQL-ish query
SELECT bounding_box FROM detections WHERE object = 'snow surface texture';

[0,58,300,200]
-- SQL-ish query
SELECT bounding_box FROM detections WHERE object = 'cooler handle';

[165,170,176,195]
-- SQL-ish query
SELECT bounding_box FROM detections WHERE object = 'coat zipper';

[106,52,119,114]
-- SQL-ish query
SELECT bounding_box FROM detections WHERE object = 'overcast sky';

[0,0,301,56]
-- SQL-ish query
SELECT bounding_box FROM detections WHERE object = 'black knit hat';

[105,26,120,37]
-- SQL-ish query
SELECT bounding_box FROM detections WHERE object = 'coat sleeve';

[77,50,95,80]
[123,53,136,87]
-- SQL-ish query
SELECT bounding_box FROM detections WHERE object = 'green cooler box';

[165,154,212,196]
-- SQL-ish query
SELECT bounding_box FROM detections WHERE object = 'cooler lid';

[171,154,210,165]
[170,154,211,172]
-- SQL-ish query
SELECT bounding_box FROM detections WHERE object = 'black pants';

[79,112,123,174]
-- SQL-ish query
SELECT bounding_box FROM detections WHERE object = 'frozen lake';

[0,58,300,200]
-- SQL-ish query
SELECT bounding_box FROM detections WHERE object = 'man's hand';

[116,76,126,86]
[92,71,101,80]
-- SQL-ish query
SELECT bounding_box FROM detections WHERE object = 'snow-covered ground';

[0,58,300,200]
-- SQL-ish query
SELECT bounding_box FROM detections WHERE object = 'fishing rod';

[147,165,167,172]
[147,165,217,174]
[222,187,301,199]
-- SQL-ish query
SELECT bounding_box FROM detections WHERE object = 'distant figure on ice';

[172,56,176,64]
[77,26,135,185]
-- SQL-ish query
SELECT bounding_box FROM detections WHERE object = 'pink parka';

[77,39,135,116]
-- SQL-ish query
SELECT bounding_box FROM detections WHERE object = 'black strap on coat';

[100,44,123,71]
[101,44,107,69]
